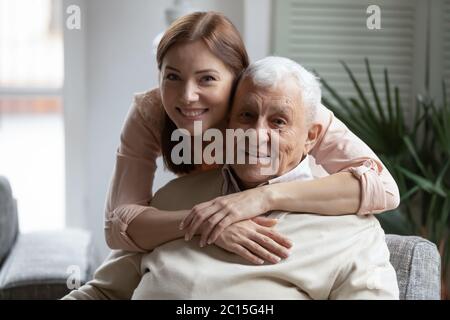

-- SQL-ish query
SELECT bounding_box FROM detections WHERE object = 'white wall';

[63,0,88,230]
[64,0,250,260]
[244,0,272,62]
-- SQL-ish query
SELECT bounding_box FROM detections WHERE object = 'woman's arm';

[309,103,400,214]
[104,89,165,252]
[127,207,292,265]
[126,208,189,251]
[265,172,360,215]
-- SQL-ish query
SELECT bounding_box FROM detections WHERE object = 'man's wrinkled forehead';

[232,81,299,114]
[239,93,294,109]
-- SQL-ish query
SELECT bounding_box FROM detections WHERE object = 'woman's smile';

[176,107,209,120]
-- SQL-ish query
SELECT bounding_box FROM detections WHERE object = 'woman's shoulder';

[133,87,165,128]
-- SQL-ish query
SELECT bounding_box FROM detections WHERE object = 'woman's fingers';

[230,244,265,265]
[199,209,228,247]
[207,215,234,244]
[249,232,290,259]
[180,201,212,230]
[252,216,278,227]
[185,203,221,241]
[240,237,282,264]
[257,227,293,249]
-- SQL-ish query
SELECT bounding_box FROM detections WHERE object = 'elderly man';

[63,57,399,300]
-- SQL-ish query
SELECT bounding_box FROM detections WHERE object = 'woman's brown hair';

[158,11,249,175]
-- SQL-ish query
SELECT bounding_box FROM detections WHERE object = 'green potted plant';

[320,59,450,299]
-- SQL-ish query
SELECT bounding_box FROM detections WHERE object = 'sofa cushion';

[0,176,19,266]
[386,234,441,300]
[0,229,98,299]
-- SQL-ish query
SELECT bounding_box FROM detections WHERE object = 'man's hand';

[180,187,272,246]
[213,216,293,265]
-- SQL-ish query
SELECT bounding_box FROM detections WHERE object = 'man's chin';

[231,165,276,188]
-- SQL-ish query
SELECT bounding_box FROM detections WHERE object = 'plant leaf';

[365,58,386,123]
[396,166,446,197]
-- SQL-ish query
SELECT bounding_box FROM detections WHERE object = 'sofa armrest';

[0,176,19,266]
[386,234,441,300]
[0,229,98,299]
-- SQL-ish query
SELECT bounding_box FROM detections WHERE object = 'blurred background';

[0,0,448,275]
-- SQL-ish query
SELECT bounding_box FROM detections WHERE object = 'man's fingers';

[258,227,293,249]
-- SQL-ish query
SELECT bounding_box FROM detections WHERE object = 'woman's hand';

[213,216,293,265]
[180,187,272,246]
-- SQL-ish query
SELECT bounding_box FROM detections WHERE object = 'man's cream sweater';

[63,160,399,300]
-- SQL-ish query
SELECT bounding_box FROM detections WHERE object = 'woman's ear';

[304,123,322,153]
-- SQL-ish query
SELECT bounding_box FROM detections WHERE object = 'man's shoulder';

[151,168,224,211]
[162,168,224,190]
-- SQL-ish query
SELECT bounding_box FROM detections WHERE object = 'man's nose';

[254,119,271,146]
[181,81,199,104]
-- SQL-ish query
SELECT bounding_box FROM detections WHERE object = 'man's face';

[228,76,319,189]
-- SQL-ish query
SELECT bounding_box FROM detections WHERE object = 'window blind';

[273,0,417,111]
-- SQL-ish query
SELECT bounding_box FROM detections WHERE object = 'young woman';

[104,11,399,264]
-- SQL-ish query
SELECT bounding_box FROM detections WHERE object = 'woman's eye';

[166,73,180,81]
[200,75,216,83]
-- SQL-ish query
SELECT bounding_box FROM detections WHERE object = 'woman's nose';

[180,81,199,104]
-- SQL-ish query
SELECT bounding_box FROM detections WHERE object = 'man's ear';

[304,123,322,153]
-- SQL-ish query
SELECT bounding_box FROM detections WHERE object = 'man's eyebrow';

[270,105,294,116]
[238,100,258,111]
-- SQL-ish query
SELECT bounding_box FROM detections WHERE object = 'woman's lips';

[176,107,209,120]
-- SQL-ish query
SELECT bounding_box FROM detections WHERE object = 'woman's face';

[159,40,235,135]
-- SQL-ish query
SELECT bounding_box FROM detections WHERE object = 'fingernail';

[179,223,184,230]
[207,239,212,245]
[184,234,189,241]
[274,257,281,263]
[199,242,204,248]
[258,259,264,265]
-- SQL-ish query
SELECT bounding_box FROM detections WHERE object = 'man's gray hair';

[241,56,321,123]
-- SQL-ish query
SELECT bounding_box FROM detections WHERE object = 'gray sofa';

[0,176,442,299]
[0,176,98,299]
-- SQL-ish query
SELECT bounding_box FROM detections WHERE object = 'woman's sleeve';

[310,103,400,215]
[104,89,165,252]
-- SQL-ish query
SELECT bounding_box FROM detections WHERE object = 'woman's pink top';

[104,88,400,252]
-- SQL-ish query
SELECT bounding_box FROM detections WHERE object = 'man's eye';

[166,73,180,81]
[272,118,286,126]
[240,111,253,118]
